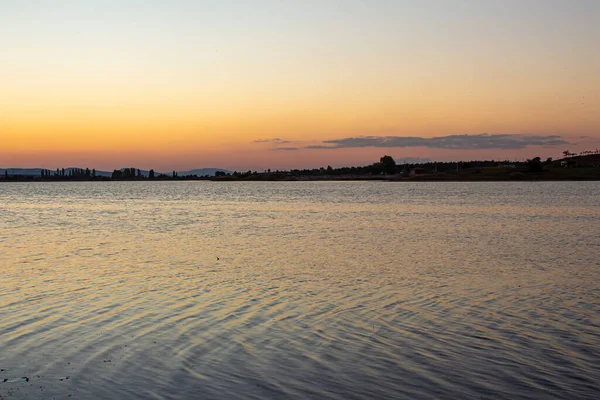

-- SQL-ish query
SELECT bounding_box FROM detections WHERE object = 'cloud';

[253,138,280,143]
[305,133,570,150]
[253,138,291,144]
[395,157,431,164]
[272,147,299,151]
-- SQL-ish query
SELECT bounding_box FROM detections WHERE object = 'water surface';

[1,182,599,399]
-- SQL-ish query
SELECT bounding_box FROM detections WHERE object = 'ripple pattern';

[1,181,600,399]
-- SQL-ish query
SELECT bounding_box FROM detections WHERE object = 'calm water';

[1,182,599,399]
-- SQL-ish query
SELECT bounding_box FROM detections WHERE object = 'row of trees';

[109,169,200,179]
[111,168,146,179]
[9,151,595,182]
[228,156,399,178]
[110,169,220,180]
[40,168,97,178]
[230,154,579,179]
[27,168,211,180]
[236,156,532,178]
[562,149,600,158]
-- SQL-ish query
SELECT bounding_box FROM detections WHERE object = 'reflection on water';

[1,182,599,399]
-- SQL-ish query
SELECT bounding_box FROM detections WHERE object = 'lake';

[1,181,599,399]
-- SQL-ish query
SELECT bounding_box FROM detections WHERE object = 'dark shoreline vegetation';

[2,153,600,182]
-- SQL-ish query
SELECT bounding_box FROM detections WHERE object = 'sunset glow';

[2,0,599,170]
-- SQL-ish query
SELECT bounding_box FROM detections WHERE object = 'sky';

[1,0,599,171]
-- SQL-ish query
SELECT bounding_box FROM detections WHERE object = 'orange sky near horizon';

[1,1,599,171]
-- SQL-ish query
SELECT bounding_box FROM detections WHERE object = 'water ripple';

[1,182,599,399]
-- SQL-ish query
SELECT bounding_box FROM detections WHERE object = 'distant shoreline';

[209,167,600,182]
[3,154,599,183]
[2,173,600,183]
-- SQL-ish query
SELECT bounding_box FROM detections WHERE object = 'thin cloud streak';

[305,134,570,150]
[394,157,432,164]
[253,138,291,144]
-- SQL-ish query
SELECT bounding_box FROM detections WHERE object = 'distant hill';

[0,168,46,176]
[0,167,232,177]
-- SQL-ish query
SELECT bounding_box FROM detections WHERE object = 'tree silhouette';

[380,155,396,174]
[527,157,543,172]
[149,169,155,179]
